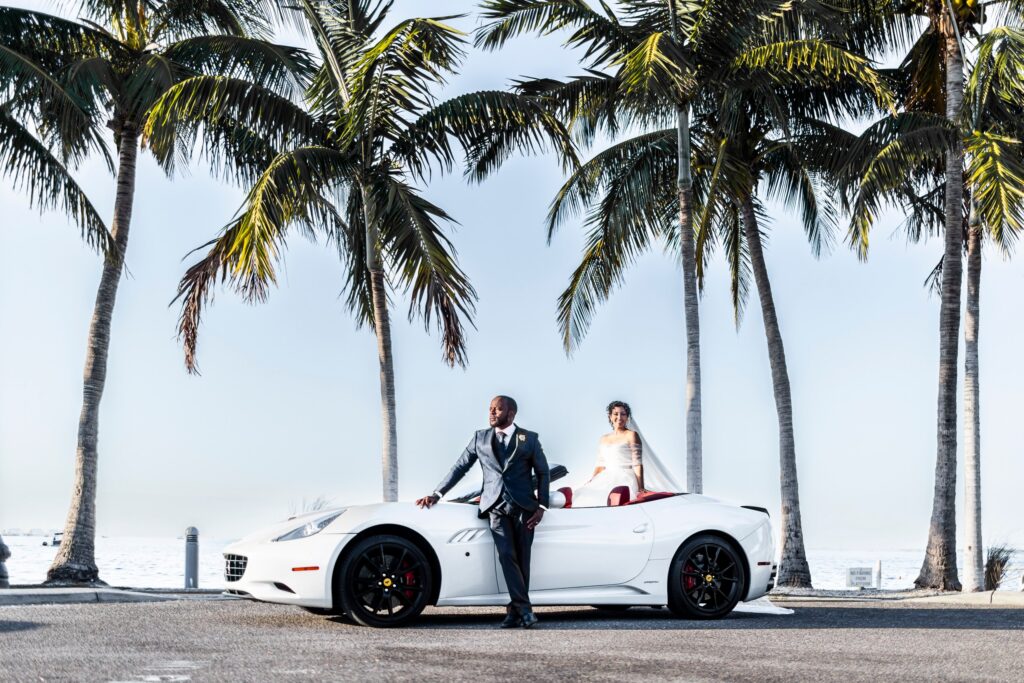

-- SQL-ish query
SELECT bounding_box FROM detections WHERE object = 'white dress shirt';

[494,423,517,448]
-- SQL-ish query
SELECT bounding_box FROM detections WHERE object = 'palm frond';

[547,128,676,240]
[476,0,634,63]
[176,146,356,372]
[732,39,894,111]
[144,75,323,173]
[615,30,692,103]
[725,200,751,327]
[966,130,1024,251]
[344,16,467,145]
[394,90,578,182]
[162,35,315,99]
[0,105,110,252]
[371,174,478,367]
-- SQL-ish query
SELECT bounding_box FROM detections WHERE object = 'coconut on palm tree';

[148,0,576,501]
[0,0,312,584]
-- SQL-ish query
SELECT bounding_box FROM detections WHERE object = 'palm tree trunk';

[360,183,399,502]
[677,106,702,494]
[915,18,964,591]
[962,209,983,591]
[47,126,139,585]
[741,197,812,588]
[668,1,702,493]
[0,534,10,588]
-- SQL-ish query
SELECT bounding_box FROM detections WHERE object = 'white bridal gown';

[572,441,641,507]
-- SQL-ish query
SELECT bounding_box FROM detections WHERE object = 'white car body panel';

[223,493,777,614]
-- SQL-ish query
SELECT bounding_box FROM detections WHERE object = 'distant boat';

[42,532,63,547]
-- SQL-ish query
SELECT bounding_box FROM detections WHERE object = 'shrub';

[984,544,1014,591]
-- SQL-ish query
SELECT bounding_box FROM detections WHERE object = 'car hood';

[237,507,349,543]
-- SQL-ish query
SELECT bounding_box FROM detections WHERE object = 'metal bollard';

[0,534,10,589]
[873,560,882,589]
[184,527,199,589]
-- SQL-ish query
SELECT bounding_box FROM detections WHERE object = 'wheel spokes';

[353,542,427,619]
[682,543,739,613]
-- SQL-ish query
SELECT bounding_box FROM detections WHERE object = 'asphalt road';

[1,599,1021,682]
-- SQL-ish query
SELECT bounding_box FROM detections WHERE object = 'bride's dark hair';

[606,400,631,422]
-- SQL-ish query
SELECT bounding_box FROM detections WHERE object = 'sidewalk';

[771,586,1024,606]
[0,586,225,607]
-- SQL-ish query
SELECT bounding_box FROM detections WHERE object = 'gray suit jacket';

[434,427,550,515]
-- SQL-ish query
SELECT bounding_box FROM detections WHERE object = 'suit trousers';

[488,500,534,614]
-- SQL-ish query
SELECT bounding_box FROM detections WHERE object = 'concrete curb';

[902,591,1024,607]
[770,590,1024,607]
[0,587,220,607]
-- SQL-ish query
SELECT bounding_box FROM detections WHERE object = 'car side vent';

[741,506,770,517]
[448,528,488,544]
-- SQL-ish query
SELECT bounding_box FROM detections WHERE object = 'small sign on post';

[847,567,874,588]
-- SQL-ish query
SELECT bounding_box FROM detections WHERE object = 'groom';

[417,395,550,628]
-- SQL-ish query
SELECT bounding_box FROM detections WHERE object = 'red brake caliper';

[402,560,416,600]
[684,562,697,591]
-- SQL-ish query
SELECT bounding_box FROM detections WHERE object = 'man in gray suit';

[417,395,550,628]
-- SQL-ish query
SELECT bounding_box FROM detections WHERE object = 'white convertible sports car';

[223,470,776,627]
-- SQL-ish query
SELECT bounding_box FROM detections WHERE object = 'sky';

[2,1,1023,557]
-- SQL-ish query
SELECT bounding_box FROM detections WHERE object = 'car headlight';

[273,510,346,542]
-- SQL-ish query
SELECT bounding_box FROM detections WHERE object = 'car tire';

[336,534,433,628]
[667,534,747,620]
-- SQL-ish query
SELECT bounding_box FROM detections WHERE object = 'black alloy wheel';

[337,534,433,627]
[667,534,746,619]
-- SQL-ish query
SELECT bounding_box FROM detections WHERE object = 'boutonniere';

[518,434,526,442]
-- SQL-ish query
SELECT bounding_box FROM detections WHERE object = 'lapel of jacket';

[484,427,500,469]
[502,427,524,472]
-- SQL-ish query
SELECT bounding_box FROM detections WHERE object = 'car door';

[502,505,654,591]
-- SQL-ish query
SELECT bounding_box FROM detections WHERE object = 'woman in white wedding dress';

[573,401,683,507]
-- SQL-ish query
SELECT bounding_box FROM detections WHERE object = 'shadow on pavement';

[0,620,45,634]
[395,606,1024,631]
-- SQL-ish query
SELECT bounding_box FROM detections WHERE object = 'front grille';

[225,554,248,582]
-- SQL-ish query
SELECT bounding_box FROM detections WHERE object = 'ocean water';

[3,535,1021,592]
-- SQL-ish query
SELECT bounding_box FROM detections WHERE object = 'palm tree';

[0,1,311,584]
[478,0,889,586]
[477,0,885,495]
[150,1,575,501]
[474,0,761,492]
[837,0,1024,590]
[959,21,1024,590]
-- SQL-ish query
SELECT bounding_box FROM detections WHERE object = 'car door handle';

[633,523,648,534]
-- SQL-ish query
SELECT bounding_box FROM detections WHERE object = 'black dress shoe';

[520,610,539,629]
[499,612,522,629]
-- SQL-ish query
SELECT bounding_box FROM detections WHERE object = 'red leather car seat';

[607,486,631,506]
[557,487,573,508]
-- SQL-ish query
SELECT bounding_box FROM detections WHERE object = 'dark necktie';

[496,431,507,464]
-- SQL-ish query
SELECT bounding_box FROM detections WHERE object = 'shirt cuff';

[432,491,443,500]
[538,504,548,511]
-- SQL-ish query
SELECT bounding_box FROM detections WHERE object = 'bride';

[573,400,682,507]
